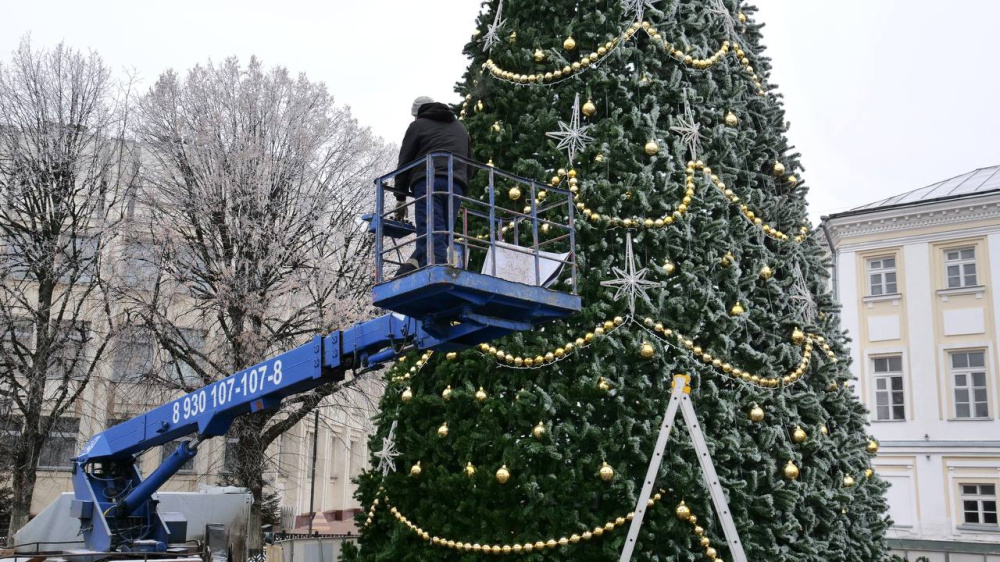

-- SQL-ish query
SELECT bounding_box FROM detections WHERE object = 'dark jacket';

[394,102,473,200]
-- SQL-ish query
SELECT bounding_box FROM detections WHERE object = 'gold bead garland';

[391,351,434,384]
[645,321,834,388]
[676,502,724,561]
[701,162,805,243]
[377,492,662,554]
[470,314,838,389]
[483,21,766,96]
[474,315,627,369]
[556,159,807,243]
[558,163,700,230]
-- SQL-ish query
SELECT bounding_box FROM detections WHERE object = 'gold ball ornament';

[475,387,488,402]
[730,302,745,316]
[594,153,605,163]
[533,49,546,63]
[760,265,773,279]
[410,461,422,477]
[865,468,874,479]
[738,11,748,23]
[819,424,829,435]
[843,475,856,487]
[783,460,800,480]
[582,99,597,118]
[401,387,413,403]
[675,501,692,521]
[495,464,511,484]
[639,341,656,359]
[772,161,786,177]
[508,31,517,44]
[442,385,452,400]
[532,421,546,439]
[793,426,808,443]
[644,140,660,156]
[437,422,449,437]
[563,36,577,51]
[749,405,765,422]
[465,462,476,478]
[508,187,522,201]
[598,376,611,392]
[787,175,799,187]
[867,439,879,454]
[663,261,676,275]
[446,351,458,361]
[791,328,806,345]
[599,462,615,482]
[724,112,739,127]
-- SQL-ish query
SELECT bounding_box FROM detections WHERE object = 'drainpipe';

[820,219,838,303]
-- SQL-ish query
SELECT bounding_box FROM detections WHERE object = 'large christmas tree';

[347,1,890,560]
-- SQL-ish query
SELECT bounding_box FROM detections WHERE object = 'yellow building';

[822,165,1000,561]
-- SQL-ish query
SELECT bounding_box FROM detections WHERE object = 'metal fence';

[265,536,356,562]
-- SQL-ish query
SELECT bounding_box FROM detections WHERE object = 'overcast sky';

[3,1,998,222]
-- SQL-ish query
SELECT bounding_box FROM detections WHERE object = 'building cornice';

[823,193,1000,250]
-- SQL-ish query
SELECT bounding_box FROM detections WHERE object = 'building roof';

[848,165,1000,213]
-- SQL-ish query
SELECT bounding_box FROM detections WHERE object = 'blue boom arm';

[70,153,582,553]
[71,314,430,552]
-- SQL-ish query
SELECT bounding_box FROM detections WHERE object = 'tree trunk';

[6,279,56,540]
[7,434,41,539]
[230,412,271,558]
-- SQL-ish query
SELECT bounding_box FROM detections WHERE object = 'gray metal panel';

[851,165,1000,212]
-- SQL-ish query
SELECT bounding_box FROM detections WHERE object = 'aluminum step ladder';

[620,375,749,562]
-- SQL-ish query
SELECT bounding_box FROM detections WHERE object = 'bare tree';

[0,37,134,537]
[123,56,393,551]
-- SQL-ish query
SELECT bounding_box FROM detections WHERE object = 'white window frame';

[49,321,89,380]
[165,328,206,387]
[1,317,34,371]
[871,354,906,421]
[113,327,155,383]
[223,437,240,474]
[949,349,991,420]
[122,239,159,289]
[945,247,978,289]
[38,417,80,470]
[867,256,898,297]
[959,482,998,528]
[58,233,100,285]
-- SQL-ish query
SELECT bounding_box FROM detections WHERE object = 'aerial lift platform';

[68,153,580,554]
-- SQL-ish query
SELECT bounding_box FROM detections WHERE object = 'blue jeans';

[411,177,463,267]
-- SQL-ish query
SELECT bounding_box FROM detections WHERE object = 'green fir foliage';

[350,1,891,560]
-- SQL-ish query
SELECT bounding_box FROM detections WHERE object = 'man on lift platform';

[393,96,473,276]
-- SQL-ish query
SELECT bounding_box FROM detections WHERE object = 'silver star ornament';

[622,0,661,22]
[546,93,594,164]
[670,98,703,160]
[482,0,506,52]
[708,0,739,41]
[373,420,400,477]
[601,233,663,314]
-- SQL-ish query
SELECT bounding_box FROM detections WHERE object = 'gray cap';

[411,96,434,116]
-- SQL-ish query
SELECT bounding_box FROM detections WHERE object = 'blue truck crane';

[68,154,580,553]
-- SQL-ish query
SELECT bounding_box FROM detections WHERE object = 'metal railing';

[7,539,205,561]
[372,152,578,291]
